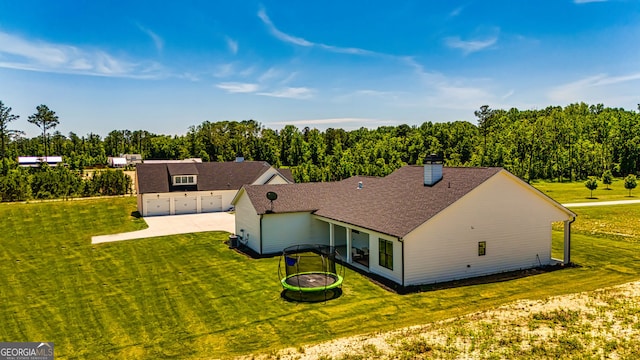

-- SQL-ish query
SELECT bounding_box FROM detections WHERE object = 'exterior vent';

[424,154,443,186]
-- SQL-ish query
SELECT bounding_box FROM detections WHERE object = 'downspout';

[564,216,576,265]
[259,214,263,255]
[398,237,405,287]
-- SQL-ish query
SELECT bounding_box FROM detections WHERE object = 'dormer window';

[173,175,197,185]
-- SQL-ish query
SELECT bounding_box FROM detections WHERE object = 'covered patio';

[314,216,372,270]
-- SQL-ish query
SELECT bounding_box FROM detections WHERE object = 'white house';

[122,154,143,166]
[108,156,127,168]
[136,160,293,216]
[18,156,63,167]
[231,161,576,287]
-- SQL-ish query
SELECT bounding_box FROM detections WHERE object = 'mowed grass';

[533,177,637,203]
[1,197,640,358]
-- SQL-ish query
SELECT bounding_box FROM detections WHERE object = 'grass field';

[1,189,640,358]
[533,177,637,203]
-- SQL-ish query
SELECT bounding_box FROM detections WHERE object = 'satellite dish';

[266,191,278,201]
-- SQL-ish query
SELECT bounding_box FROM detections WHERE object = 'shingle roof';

[239,166,502,238]
[276,168,295,183]
[137,161,285,193]
[167,163,199,176]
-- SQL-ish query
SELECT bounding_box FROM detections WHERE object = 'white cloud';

[334,89,402,103]
[445,35,498,55]
[449,6,464,17]
[225,36,238,55]
[272,117,390,129]
[548,73,640,105]
[137,24,164,52]
[574,0,608,4]
[180,72,200,82]
[258,7,375,56]
[501,90,515,100]
[257,8,313,47]
[258,67,281,82]
[216,82,259,93]
[258,87,314,99]
[213,63,235,77]
[0,30,164,78]
[238,66,256,77]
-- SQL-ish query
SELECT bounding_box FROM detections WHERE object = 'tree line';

[1,100,640,201]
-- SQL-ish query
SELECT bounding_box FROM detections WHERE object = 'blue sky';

[0,0,638,137]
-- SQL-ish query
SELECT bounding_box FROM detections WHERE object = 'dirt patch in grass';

[243,281,640,359]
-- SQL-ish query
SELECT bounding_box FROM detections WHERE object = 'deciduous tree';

[624,174,637,197]
[602,170,613,190]
[585,177,598,198]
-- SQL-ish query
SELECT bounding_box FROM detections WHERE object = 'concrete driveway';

[562,199,640,207]
[92,212,235,244]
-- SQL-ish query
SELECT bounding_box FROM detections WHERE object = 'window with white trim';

[379,238,393,270]
[173,175,197,185]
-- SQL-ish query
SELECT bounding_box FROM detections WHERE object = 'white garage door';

[145,198,170,216]
[174,196,197,215]
[201,195,223,213]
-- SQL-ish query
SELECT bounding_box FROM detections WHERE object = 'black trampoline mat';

[285,273,338,288]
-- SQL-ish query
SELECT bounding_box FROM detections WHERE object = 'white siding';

[216,190,239,211]
[265,174,290,184]
[201,195,223,212]
[253,167,291,185]
[367,234,403,284]
[261,212,314,254]
[144,197,171,216]
[174,196,197,214]
[233,191,261,253]
[139,189,238,216]
[310,218,330,245]
[403,171,572,286]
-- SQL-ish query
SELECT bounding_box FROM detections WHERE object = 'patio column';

[346,227,352,263]
[563,219,573,265]
[329,223,335,247]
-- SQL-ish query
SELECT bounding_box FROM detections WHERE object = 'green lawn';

[532,178,637,204]
[1,197,640,358]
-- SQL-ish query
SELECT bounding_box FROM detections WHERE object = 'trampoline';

[278,244,344,301]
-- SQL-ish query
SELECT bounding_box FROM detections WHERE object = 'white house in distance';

[231,159,576,287]
[136,160,293,216]
[108,156,127,168]
[122,154,143,166]
[18,156,63,167]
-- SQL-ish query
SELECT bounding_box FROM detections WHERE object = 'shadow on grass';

[281,288,343,303]
[342,262,579,295]
[229,241,580,296]
[414,263,579,293]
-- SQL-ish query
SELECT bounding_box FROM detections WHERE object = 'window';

[173,175,197,185]
[379,239,393,270]
[478,241,486,256]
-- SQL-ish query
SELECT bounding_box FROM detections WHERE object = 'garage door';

[201,195,223,213]
[145,198,170,216]
[174,196,197,215]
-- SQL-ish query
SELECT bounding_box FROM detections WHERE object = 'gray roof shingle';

[137,161,286,193]
[240,166,502,238]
